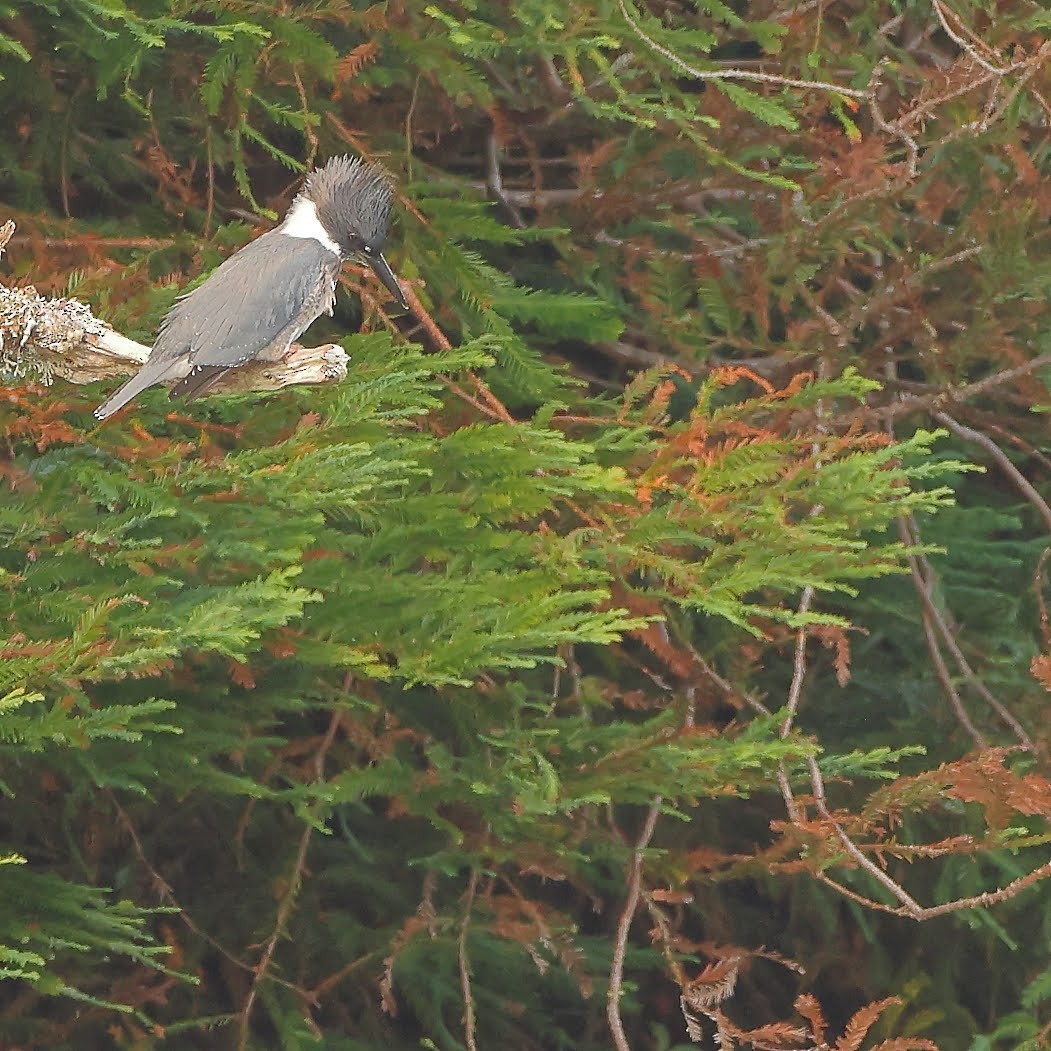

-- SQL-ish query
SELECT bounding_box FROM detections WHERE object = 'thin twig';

[467,372,517,425]
[819,859,1051,920]
[843,246,983,335]
[6,234,173,250]
[237,708,342,1049]
[798,285,847,349]
[809,754,927,915]
[204,130,215,238]
[873,351,1051,423]
[608,800,661,1051]
[616,0,869,99]
[921,606,988,748]
[694,649,771,717]
[237,824,315,1049]
[985,420,1051,476]
[900,512,1034,749]
[932,0,1008,75]
[935,412,1051,535]
[458,867,480,1051]
[292,68,319,168]
[867,61,921,178]
[109,790,311,998]
[777,586,926,914]
[405,75,420,179]
[897,517,988,747]
[485,129,525,229]
[309,951,377,1000]
[782,586,814,736]
[398,282,517,424]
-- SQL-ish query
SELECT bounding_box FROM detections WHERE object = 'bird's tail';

[93,365,167,421]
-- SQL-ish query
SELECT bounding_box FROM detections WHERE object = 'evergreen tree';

[1,1,1049,1047]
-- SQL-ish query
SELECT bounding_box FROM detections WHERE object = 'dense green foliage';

[1,1,1050,1048]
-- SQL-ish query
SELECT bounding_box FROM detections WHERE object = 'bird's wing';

[156,233,341,369]
[94,234,341,420]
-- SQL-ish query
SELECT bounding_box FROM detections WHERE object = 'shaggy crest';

[302,154,395,254]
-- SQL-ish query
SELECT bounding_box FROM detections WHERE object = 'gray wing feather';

[158,233,339,368]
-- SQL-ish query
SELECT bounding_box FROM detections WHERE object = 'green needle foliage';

[1,0,1050,1049]
[0,343,949,1045]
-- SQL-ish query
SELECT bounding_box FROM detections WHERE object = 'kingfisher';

[94,154,406,420]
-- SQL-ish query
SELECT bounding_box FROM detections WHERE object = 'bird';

[93,154,406,421]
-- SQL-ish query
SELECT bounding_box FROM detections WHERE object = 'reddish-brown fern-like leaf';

[736,1020,810,1049]
[810,624,853,687]
[488,891,546,947]
[264,626,299,659]
[683,958,740,1010]
[815,132,891,197]
[356,4,388,31]
[835,996,900,1051]
[1030,653,1051,692]
[5,394,81,450]
[709,364,776,395]
[646,378,677,423]
[612,584,700,684]
[794,993,826,1045]
[948,750,1051,829]
[634,471,669,510]
[862,749,1051,835]
[227,660,256,689]
[777,371,817,400]
[142,137,197,208]
[634,618,697,680]
[0,458,34,492]
[333,41,380,98]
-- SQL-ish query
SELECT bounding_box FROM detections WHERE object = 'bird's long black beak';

[368,251,408,311]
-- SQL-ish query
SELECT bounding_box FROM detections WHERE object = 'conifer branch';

[774,567,1044,919]
[238,820,317,1050]
[776,589,928,915]
[931,0,1011,76]
[814,859,1051,921]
